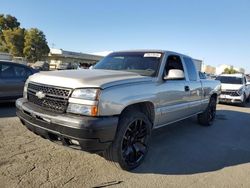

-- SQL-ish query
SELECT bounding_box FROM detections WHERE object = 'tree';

[223,67,238,74]
[23,28,50,62]
[2,28,24,56]
[0,14,50,62]
[0,14,20,31]
[0,14,21,52]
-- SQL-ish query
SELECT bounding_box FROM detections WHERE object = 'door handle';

[185,86,190,92]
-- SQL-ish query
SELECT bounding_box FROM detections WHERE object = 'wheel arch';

[210,93,218,101]
[120,102,155,126]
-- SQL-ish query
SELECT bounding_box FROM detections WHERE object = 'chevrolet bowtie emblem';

[35,91,46,99]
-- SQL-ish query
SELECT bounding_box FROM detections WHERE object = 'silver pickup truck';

[16,50,221,170]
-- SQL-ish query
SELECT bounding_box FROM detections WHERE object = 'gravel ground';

[0,102,250,188]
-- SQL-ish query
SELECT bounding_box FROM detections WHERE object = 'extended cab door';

[156,55,190,127]
[182,57,203,114]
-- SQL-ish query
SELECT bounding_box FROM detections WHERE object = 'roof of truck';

[111,49,192,58]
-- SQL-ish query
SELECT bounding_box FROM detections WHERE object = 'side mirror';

[164,69,185,80]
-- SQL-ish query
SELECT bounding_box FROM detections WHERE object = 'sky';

[1,0,250,72]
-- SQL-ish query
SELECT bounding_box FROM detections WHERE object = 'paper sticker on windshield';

[144,53,162,58]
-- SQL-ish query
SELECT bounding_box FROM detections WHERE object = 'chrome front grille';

[27,82,72,113]
[221,90,240,96]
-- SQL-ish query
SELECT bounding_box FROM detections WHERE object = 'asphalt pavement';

[0,102,250,188]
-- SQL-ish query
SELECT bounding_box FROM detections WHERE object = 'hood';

[28,69,152,89]
[221,83,242,91]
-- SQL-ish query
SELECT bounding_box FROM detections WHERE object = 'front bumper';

[16,98,118,153]
[219,94,244,104]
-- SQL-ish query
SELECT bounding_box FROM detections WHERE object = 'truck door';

[156,55,190,126]
[182,57,203,115]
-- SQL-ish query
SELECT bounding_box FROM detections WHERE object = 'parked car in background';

[216,73,250,106]
[57,62,78,70]
[77,63,91,69]
[16,50,221,170]
[32,61,50,71]
[0,61,38,101]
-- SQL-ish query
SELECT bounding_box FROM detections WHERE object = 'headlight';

[71,89,100,100]
[237,87,243,95]
[68,88,100,116]
[23,79,29,98]
[67,103,98,116]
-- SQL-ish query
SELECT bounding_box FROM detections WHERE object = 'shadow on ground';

[133,107,250,175]
[0,102,16,118]
[219,101,250,108]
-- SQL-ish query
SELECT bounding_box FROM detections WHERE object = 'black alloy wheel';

[208,98,216,122]
[104,110,152,170]
[198,96,217,126]
[121,119,148,167]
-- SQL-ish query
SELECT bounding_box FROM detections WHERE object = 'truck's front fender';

[98,82,158,117]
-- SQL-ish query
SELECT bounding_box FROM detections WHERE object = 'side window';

[0,63,31,79]
[183,57,197,81]
[1,64,15,78]
[14,66,31,78]
[164,55,184,78]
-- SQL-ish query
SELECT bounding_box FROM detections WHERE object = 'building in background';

[202,64,216,75]
[0,52,27,64]
[48,48,103,69]
[0,52,12,61]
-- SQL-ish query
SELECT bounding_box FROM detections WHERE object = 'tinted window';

[14,66,31,78]
[0,63,31,79]
[1,64,16,78]
[94,52,162,77]
[216,76,243,84]
[183,57,197,81]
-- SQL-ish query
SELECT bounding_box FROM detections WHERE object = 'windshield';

[216,76,243,84]
[93,52,163,76]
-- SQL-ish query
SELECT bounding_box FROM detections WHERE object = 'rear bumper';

[16,98,118,153]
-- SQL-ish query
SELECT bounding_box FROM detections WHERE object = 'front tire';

[198,96,217,126]
[104,110,152,170]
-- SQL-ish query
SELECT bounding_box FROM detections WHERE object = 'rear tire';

[104,110,152,171]
[198,96,217,126]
